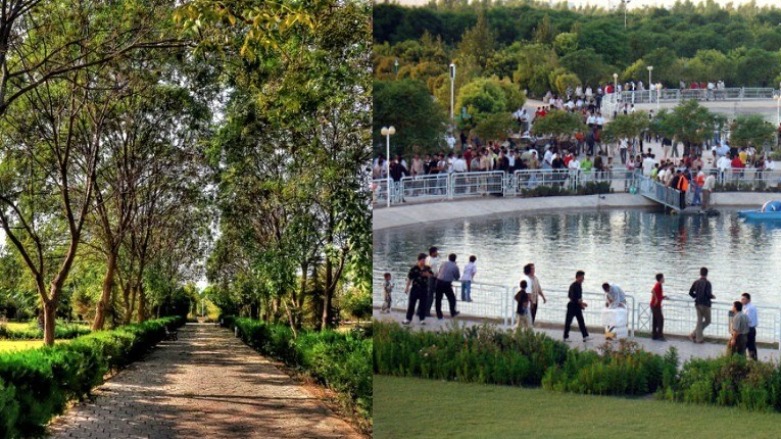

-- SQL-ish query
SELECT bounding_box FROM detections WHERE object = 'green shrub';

[0,322,91,340]
[0,316,183,437]
[0,378,17,438]
[232,318,371,419]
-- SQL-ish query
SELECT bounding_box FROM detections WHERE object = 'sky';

[392,0,781,9]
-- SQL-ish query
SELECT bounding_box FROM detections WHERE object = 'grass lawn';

[375,375,781,439]
[3,322,33,331]
[0,340,46,352]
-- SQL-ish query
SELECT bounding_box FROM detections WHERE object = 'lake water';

[374,209,781,306]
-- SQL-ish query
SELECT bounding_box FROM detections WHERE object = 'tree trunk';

[92,251,118,330]
[43,300,57,346]
[137,285,146,322]
[322,257,333,330]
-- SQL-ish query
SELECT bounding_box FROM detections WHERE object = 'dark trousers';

[531,302,539,324]
[405,288,427,322]
[747,327,757,360]
[564,302,588,339]
[679,190,686,209]
[651,306,664,339]
[435,281,458,319]
[425,277,437,316]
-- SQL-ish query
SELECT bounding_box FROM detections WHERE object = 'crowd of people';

[381,258,761,359]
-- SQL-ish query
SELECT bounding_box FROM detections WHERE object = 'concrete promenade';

[374,311,781,364]
[373,192,772,231]
[48,324,363,439]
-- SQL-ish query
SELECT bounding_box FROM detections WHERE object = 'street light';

[394,58,399,79]
[449,63,456,123]
[647,65,653,103]
[775,94,780,127]
[381,126,396,208]
[622,0,631,28]
[613,72,618,105]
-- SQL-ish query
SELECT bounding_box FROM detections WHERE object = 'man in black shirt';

[403,253,432,325]
[564,270,591,342]
[688,266,715,343]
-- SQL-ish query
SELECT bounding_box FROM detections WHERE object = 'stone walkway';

[375,311,781,364]
[48,324,363,439]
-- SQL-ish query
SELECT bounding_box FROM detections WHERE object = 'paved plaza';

[48,324,363,439]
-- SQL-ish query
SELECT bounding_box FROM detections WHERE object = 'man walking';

[564,270,591,342]
[403,253,432,325]
[650,273,669,341]
[523,263,547,325]
[689,267,715,343]
[741,293,758,360]
[729,301,749,357]
[435,253,461,320]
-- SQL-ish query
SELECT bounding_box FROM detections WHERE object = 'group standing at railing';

[380,253,761,358]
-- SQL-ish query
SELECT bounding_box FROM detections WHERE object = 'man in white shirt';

[452,155,468,173]
[642,154,657,177]
[543,147,554,169]
[717,154,731,182]
[460,255,477,302]
[740,293,758,360]
[702,173,716,209]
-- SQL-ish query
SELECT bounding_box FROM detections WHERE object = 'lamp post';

[449,63,456,123]
[613,72,618,105]
[381,126,396,208]
[775,94,780,127]
[394,58,399,79]
[647,65,653,103]
[622,0,631,28]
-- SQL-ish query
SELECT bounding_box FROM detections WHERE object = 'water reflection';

[374,210,781,305]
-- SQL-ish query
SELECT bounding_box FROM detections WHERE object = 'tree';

[651,100,722,154]
[457,9,496,72]
[602,112,650,144]
[530,110,586,143]
[730,115,776,151]
[373,79,447,156]
[513,44,559,97]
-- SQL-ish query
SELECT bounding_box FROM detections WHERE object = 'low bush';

[232,318,372,420]
[660,354,781,411]
[0,316,184,437]
[542,340,673,396]
[373,322,567,386]
[0,322,91,340]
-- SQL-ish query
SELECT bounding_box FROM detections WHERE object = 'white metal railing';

[450,171,505,198]
[611,88,775,104]
[511,289,636,338]
[636,174,683,211]
[399,174,448,202]
[372,270,511,325]
[637,296,781,348]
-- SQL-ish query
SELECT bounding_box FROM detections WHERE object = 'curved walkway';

[48,324,363,439]
[373,192,771,231]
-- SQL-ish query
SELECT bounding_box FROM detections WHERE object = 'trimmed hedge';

[374,321,671,396]
[0,316,184,437]
[231,318,372,419]
[0,323,91,340]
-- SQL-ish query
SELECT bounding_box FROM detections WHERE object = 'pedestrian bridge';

[635,175,682,212]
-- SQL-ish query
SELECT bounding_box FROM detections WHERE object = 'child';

[461,255,477,302]
[382,272,393,313]
[515,280,532,329]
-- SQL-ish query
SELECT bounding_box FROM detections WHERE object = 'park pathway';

[48,323,363,439]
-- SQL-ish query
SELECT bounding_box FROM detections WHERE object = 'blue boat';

[739,200,781,220]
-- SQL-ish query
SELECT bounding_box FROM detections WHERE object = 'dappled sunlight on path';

[48,324,362,439]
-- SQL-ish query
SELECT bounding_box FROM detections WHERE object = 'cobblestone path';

[49,323,363,439]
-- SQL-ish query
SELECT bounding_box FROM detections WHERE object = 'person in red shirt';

[650,273,669,341]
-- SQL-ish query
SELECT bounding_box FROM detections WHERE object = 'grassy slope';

[375,375,781,439]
